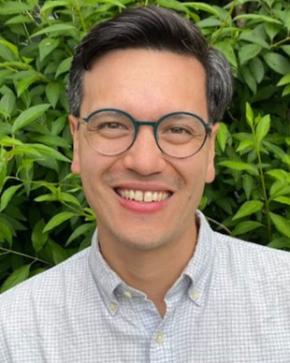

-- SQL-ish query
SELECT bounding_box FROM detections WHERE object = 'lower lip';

[116,192,170,213]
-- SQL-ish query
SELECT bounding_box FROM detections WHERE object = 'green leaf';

[55,57,73,78]
[156,0,189,14]
[217,122,229,152]
[239,44,262,65]
[282,84,290,97]
[29,144,70,162]
[270,181,290,198]
[281,45,290,57]
[196,17,221,28]
[45,82,61,108]
[275,8,290,32]
[0,88,16,118]
[34,194,56,202]
[15,71,46,97]
[239,28,269,49]
[66,223,93,246]
[233,200,263,220]
[32,219,48,253]
[264,23,281,42]
[277,72,290,86]
[29,134,69,149]
[12,104,50,133]
[234,14,282,25]
[263,52,290,75]
[236,138,254,153]
[59,192,81,207]
[32,24,77,37]
[47,240,69,264]
[40,0,69,13]
[241,65,257,94]
[242,174,254,200]
[0,136,23,147]
[214,40,237,68]
[184,2,220,16]
[219,160,258,175]
[282,155,290,167]
[1,264,30,293]
[0,39,19,58]
[0,2,33,15]
[4,14,32,25]
[255,114,270,146]
[268,237,290,250]
[245,102,254,128]
[0,161,7,193]
[0,184,22,212]
[232,221,263,236]
[270,213,290,238]
[267,169,290,181]
[273,196,290,206]
[0,44,15,62]
[38,38,60,62]
[43,211,75,233]
[0,218,13,246]
[249,57,264,84]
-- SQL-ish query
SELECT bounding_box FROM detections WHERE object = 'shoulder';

[0,247,91,311]
[215,230,290,263]
[213,230,290,286]
[198,211,290,278]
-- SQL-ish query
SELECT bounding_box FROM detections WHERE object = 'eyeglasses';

[79,108,212,159]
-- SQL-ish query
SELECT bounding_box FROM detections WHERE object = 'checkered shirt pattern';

[1,211,290,362]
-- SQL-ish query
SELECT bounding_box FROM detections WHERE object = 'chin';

[115,230,169,252]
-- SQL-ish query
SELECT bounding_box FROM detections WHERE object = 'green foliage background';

[0,0,289,292]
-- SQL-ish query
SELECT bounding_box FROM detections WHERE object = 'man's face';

[70,49,218,252]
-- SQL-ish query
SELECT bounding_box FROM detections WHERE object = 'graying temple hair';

[68,6,233,123]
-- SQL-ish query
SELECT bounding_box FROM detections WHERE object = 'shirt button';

[191,291,200,300]
[123,290,132,299]
[109,302,118,313]
[155,331,165,344]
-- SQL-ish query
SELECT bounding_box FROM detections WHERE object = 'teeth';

[118,189,170,203]
[135,191,143,202]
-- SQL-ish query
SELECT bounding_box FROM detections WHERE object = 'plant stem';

[256,147,272,241]
[271,37,290,49]
[207,217,232,235]
[0,246,50,265]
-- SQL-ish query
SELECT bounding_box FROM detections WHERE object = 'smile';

[116,189,171,203]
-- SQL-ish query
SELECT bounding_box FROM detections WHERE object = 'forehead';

[81,48,207,119]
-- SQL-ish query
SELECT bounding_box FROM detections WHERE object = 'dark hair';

[68,6,233,122]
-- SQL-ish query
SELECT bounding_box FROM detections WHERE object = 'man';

[1,6,290,363]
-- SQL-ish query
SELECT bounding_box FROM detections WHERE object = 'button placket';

[155,331,165,345]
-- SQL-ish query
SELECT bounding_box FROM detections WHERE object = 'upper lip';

[113,182,175,193]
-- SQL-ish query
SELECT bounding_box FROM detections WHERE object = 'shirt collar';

[88,210,216,311]
[88,231,122,314]
[183,210,216,306]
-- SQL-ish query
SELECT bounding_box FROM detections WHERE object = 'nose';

[122,125,167,176]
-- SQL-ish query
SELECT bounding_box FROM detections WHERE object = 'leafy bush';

[0,0,289,291]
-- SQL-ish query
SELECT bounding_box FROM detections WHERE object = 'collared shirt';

[1,212,290,362]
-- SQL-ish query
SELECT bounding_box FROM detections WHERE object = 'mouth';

[115,188,172,203]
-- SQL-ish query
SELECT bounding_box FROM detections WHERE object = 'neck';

[98,222,198,316]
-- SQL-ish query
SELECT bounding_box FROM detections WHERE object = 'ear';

[69,114,81,175]
[205,122,219,184]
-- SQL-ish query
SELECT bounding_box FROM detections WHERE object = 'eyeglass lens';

[85,110,207,158]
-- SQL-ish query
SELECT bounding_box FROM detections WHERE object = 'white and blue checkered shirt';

[1,211,290,362]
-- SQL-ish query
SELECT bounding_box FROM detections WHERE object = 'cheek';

[181,154,212,200]
[205,146,216,184]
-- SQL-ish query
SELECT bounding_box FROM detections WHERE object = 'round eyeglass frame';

[79,108,213,159]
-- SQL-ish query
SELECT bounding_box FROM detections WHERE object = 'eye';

[88,116,132,139]
[167,126,191,135]
[97,121,128,130]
